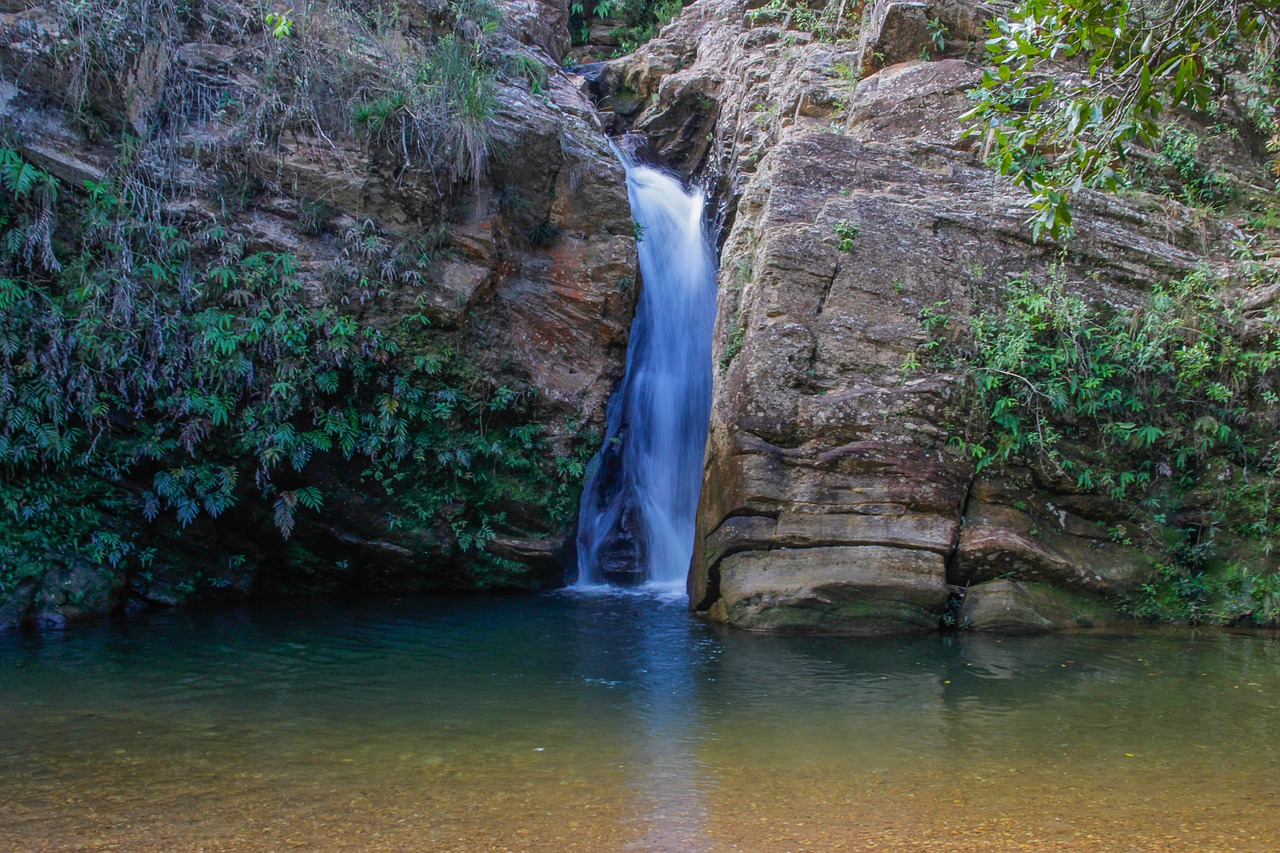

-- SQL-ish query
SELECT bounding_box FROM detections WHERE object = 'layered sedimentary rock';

[600,0,1245,632]
[957,579,1126,633]
[3,0,1269,632]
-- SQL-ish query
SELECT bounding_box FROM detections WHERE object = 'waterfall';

[573,156,718,592]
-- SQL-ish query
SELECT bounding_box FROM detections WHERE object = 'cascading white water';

[573,157,718,592]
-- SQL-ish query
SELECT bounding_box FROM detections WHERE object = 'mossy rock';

[958,579,1126,633]
[726,594,941,635]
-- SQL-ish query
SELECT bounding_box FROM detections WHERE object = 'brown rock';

[612,0,1232,634]
[425,260,492,328]
[856,0,989,75]
[958,579,1127,633]
[954,492,1154,595]
[843,59,980,145]
[718,545,949,633]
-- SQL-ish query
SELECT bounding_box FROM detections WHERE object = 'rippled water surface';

[2,593,1279,852]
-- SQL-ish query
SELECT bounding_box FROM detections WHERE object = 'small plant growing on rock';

[297,198,337,236]
[720,317,746,372]
[527,219,560,246]
[834,219,860,251]
[927,17,948,52]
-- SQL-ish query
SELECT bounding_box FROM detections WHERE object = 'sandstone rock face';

[717,546,949,633]
[601,0,995,193]
[0,0,634,627]
[958,579,1126,633]
[1,0,1255,632]
[600,0,1232,633]
[954,477,1156,596]
[691,124,1206,633]
[856,0,988,75]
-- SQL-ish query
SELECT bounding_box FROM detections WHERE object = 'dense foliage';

[964,0,1280,239]
[922,260,1280,624]
[0,0,599,608]
[0,146,589,599]
[569,0,688,56]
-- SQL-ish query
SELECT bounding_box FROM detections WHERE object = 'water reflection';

[562,590,714,850]
[1,595,1279,851]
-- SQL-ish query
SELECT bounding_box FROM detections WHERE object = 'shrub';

[0,149,585,593]
[920,261,1280,624]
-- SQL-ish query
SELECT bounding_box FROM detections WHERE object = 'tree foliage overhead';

[964,0,1280,239]
[568,0,691,57]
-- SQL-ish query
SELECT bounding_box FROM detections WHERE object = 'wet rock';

[718,545,949,634]
[958,579,1126,633]
[488,536,563,581]
[30,560,123,628]
[0,578,37,630]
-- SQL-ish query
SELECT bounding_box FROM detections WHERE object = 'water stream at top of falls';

[573,156,718,593]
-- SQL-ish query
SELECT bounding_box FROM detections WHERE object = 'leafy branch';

[963,0,1280,240]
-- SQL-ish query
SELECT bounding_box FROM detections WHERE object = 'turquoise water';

[1,592,1278,851]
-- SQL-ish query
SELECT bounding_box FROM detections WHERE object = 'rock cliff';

[598,0,1271,633]
[0,0,636,627]
[3,0,1274,633]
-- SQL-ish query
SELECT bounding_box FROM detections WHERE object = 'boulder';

[718,545,949,633]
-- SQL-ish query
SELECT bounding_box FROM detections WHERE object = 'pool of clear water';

[1,591,1278,851]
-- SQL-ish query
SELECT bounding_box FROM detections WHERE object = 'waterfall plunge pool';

[2,593,1278,851]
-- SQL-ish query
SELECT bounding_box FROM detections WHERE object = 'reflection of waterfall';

[574,156,718,590]
[625,595,712,852]
[566,591,714,852]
